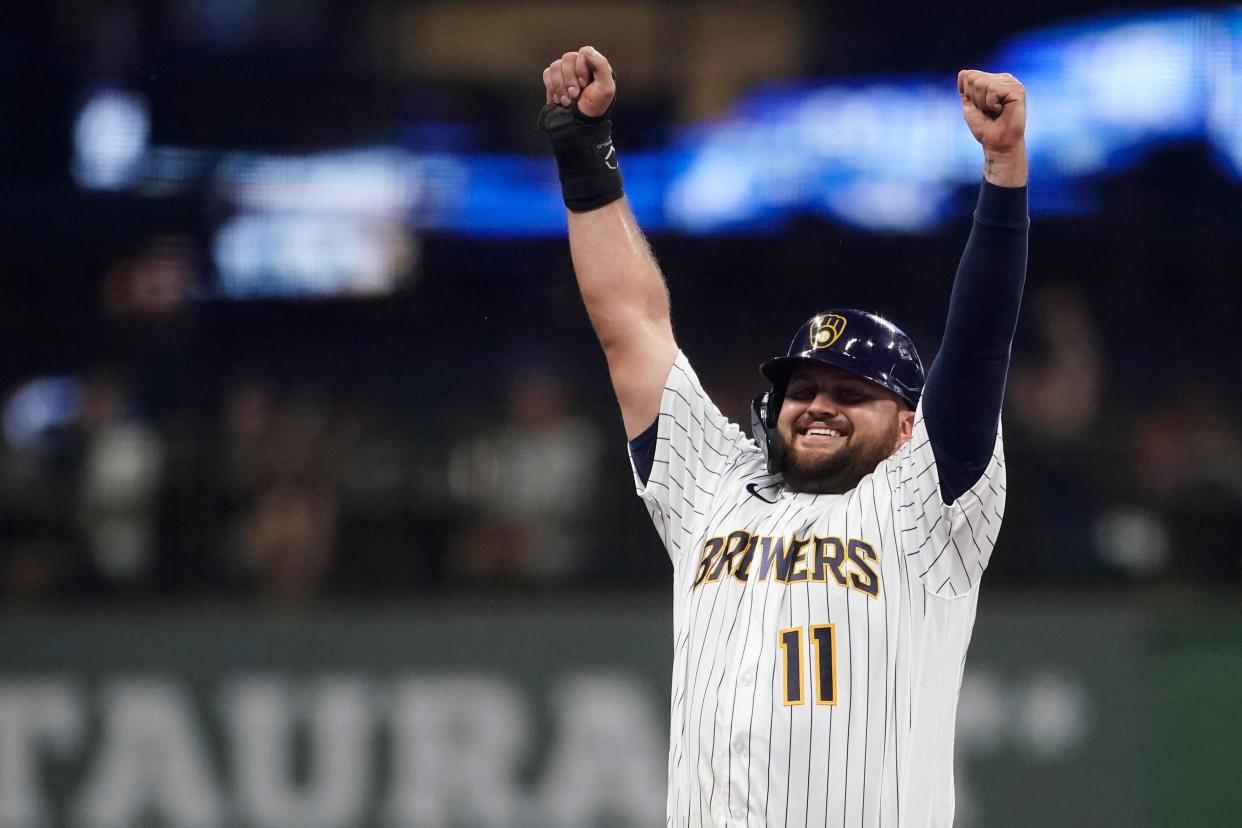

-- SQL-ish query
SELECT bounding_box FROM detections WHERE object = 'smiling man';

[764,325,920,495]
[539,46,1028,828]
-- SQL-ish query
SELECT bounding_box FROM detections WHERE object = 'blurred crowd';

[0,359,626,604]
[1,281,1240,606]
[997,285,1242,585]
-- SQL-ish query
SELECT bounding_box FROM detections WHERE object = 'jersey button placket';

[715,752,729,807]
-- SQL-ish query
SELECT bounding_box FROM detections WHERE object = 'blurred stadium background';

[2,0,1241,825]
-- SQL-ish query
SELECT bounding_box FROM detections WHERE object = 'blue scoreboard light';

[445,8,1242,235]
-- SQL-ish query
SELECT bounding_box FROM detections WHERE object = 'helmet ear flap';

[750,390,785,474]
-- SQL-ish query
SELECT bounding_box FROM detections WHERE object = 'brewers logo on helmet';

[809,313,848,350]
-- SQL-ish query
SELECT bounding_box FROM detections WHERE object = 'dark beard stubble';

[780,418,901,495]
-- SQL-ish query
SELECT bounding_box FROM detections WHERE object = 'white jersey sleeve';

[630,351,762,568]
[886,401,1006,599]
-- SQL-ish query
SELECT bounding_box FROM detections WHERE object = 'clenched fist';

[543,46,615,118]
[958,70,1027,187]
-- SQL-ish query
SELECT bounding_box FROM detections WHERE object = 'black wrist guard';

[538,101,624,212]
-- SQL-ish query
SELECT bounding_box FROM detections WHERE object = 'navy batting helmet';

[750,310,925,474]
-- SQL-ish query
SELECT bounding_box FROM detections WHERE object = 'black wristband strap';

[538,101,624,212]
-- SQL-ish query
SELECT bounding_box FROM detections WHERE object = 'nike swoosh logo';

[746,483,780,504]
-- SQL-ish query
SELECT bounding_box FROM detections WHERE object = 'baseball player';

[540,46,1028,827]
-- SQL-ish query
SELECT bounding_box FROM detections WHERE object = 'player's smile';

[795,419,850,447]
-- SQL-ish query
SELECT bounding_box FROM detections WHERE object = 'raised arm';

[922,70,1029,503]
[540,47,677,439]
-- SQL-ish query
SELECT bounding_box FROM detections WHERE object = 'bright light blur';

[69,8,1242,240]
[3,376,83,450]
[72,90,150,191]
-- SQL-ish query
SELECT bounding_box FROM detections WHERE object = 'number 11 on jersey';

[780,624,838,706]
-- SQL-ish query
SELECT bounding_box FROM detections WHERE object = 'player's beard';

[780,418,902,495]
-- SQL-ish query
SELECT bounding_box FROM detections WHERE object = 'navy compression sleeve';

[629,418,659,485]
[922,180,1029,504]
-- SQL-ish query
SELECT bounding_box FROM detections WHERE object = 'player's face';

[776,363,915,495]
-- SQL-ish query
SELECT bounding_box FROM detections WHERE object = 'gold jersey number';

[779,624,838,706]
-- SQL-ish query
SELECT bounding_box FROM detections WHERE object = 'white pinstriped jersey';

[631,352,1006,828]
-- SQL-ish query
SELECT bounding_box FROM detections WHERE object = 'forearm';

[939,180,1029,360]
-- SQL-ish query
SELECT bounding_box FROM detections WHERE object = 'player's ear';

[894,408,916,450]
